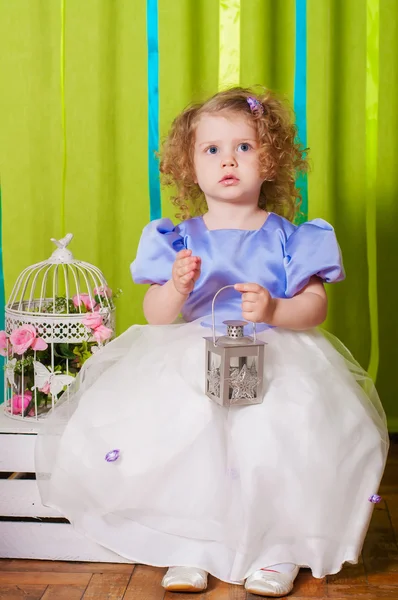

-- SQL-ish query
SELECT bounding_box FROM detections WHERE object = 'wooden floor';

[0,440,397,600]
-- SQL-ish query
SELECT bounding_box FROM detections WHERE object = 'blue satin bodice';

[130,213,345,324]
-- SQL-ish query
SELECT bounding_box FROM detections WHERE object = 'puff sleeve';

[130,219,186,285]
[284,219,345,297]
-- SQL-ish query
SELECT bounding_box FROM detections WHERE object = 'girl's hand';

[172,249,201,296]
[234,283,277,324]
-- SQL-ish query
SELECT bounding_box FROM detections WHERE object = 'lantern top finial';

[223,320,247,327]
[223,320,247,340]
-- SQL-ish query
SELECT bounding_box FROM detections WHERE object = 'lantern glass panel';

[228,354,261,404]
[206,351,222,399]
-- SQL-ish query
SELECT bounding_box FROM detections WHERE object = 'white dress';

[35,214,388,583]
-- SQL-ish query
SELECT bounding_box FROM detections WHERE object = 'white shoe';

[161,566,208,592]
[244,566,299,597]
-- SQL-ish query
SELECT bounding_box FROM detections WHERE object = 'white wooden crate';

[0,409,131,563]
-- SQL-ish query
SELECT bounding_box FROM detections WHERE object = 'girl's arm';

[143,281,189,325]
[268,277,327,329]
[235,276,328,331]
[143,249,201,325]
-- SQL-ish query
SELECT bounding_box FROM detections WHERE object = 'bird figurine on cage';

[50,233,74,249]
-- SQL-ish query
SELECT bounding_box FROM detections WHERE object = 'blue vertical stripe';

[147,0,161,221]
[294,0,308,222]
[0,188,5,404]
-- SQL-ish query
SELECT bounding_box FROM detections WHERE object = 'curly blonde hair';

[160,87,308,222]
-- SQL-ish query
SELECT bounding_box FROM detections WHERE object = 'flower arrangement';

[3,285,118,418]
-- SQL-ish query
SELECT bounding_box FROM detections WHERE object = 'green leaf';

[53,344,75,359]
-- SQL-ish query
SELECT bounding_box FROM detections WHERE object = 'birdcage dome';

[4,234,116,421]
[6,233,115,343]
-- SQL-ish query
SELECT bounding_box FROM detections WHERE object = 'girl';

[36,87,388,597]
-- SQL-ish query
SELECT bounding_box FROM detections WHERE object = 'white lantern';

[4,234,115,420]
[204,286,266,407]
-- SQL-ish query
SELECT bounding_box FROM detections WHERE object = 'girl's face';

[193,112,264,206]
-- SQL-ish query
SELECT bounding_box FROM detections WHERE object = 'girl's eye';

[206,146,218,155]
[238,143,252,152]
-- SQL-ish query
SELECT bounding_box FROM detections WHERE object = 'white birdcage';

[3,233,116,421]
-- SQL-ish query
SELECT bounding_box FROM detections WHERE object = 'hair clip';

[247,97,264,116]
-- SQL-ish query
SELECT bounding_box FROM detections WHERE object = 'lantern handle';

[211,285,257,345]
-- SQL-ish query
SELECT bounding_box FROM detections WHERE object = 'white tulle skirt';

[35,319,388,582]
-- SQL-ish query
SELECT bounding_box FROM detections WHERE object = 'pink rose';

[92,325,113,343]
[10,325,48,355]
[11,391,33,415]
[0,330,8,357]
[82,313,103,330]
[83,313,113,344]
[72,293,96,311]
[94,285,112,298]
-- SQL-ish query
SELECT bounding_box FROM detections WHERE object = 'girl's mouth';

[219,175,240,186]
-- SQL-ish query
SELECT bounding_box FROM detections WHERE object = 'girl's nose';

[221,155,237,168]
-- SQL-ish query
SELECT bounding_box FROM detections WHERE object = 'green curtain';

[0,0,151,341]
[0,0,397,429]
[307,0,398,430]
